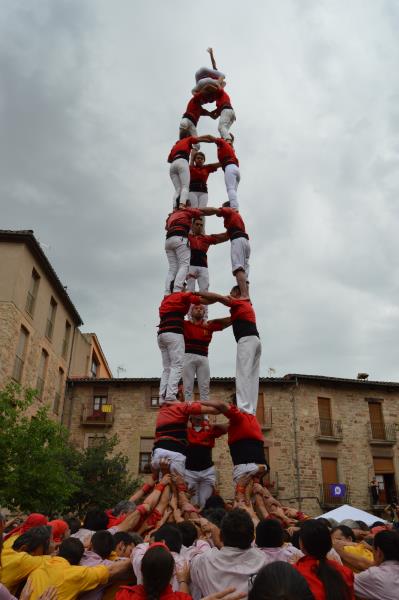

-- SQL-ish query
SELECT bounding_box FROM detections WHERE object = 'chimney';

[357,373,369,380]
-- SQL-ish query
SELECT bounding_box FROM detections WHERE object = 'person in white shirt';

[190,508,266,597]
[354,530,399,600]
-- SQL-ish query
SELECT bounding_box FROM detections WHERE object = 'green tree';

[0,383,82,514]
[67,436,140,513]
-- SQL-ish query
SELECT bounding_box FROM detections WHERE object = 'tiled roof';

[67,373,399,388]
[0,229,83,325]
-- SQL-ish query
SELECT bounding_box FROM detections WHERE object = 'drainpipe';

[62,325,77,429]
[291,377,302,508]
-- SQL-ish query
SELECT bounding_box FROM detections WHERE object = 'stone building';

[0,230,111,418]
[63,373,399,516]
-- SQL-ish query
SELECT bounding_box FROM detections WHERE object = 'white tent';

[316,504,386,527]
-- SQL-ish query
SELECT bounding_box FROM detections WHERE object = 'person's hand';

[201,588,246,600]
[286,526,300,537]
[252,482,264,495]
[171,473,186,488]
[206,47,213,54]
[159,458,171,475]
[176,560,190,585]
[160,473,172,486]
[210,110,219,120]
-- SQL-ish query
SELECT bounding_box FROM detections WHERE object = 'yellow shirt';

[28,556,109,600]
[0,547,48,594]
[2,537,18,551]
[344,544,374,573]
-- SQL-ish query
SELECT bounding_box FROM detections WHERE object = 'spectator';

[248,561,314,600]
[331,525,373,572]
[190,509,266,597]
[113,532,143,558]
[295,519,354,600]
[116,545,191,600]
[255,519,302,564]
[3,514,48,548]
[64,517,81,535]
[370,479,380,505]
[28,537,130,600]
[1,526,52,594]
[354,530,399,600]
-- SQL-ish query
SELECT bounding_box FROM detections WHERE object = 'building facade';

[0,230,111,419]
[63,374,399,516]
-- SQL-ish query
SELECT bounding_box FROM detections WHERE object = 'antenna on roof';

[268,367,276,377]
[117,365,126,378]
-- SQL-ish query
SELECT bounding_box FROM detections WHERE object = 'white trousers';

[165,236,190,295]
[183,353,210,402]
[224,163,240,209]
[179,119,200,150]
[236,335,262,415]
[185,466,216,507]
[218,108,236,140]
[170,158,190,208]
[158,332,185,400]
[233,463,261,484]
[186,265,209,318]
[188,191,208,209]
[152,447,186,477]
[230,237,250,277]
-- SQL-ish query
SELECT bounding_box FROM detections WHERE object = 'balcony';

[315,418,343,442]
[319,483,350,508]
[81,405,114,426]
[367,422,397,445]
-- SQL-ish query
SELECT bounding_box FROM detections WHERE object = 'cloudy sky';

[2,0,399,380]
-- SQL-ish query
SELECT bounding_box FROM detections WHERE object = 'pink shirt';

[258,543,303,565]
[354,560,399,600]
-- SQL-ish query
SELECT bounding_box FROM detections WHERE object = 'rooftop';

[0,229,83,325]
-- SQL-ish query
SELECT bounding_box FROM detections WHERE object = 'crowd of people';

[1,469,399,600]
[2,49,399,600]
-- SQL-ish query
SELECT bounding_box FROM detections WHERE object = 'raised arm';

[207,47,218,70]
[196,134,216,144]
[197,291,232,306]
[209,317,232,329]
[201,206,219,216]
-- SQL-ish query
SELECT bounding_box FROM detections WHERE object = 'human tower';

[152,49,266,507]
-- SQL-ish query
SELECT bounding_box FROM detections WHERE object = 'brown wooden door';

[256,393,265,424]
[369,403,385,439]
[321,457,339,504]
[318,397,333,436]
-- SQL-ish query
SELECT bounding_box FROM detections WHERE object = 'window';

[36,349,48,400]
[150,387,161,407]
[139,438,154,473]
[318,397,333,436]
[12,326,29,382]
[25,269,40,316]
[368,401,385,440]
[53,368,64,414]
[87,435,106,449]
[91,352,100,378]
[45,297,57,340]
[93,395,108,412]
[62,321,71,359]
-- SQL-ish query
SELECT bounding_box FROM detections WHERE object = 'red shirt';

[155,402,203,452]
[226,297,258,342]
[116,584,191,600]
[183,93,207,126]
[215,138,239,170]
[168,137,198,163]
[215,89,233,111]
[294,556,355,600]
[225,405,264,444]
[183,319,223,356]
[187,423,225,448]
[188,233,221,267]
[216,207,247,239]
[158,292,201,335]
[166,208,202,238]
[189,164,218,193]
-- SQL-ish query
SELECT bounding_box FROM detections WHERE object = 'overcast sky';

[2,0,399,380]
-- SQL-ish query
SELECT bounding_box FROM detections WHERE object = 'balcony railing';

[81,405,114,426]
[367,422,397,444]
[315,418,343,441]
[319,483,350,507]
[25,292,35,315]
[12,356,24,383]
